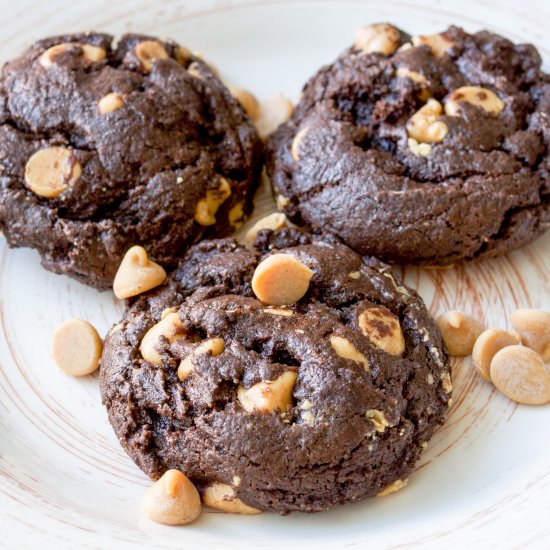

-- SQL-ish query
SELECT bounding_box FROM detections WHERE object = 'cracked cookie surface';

[100,228,451,513]
[0,32,262,288]
[267,25,550,266]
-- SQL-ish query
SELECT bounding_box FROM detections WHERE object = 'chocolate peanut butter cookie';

[0,33,262,288]
[100,226,451,514]
[267,24,550,265]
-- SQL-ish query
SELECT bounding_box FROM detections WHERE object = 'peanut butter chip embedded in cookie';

[377,479,408,497]
[411,33,454,57]
[243,212,287,248]
[436,310,484,356]
[406,99,448,143]
[39,42,106,68]
[178,338,225,381]
[98,92,124,114]
[510,309,550,361]
[444,86,504,117]
[51,319,103,376]
[237,371,297,413]
[134,40,169,72]
[490,346,550,405]
[252,253,313,305]
[113,245,166,300]
[194,177,232,226]
[203,483,261,514]
[142,469,201,525]
[291,126,309,161]
[330,335,370,371]
[354,24,401,55]
[229,86,261,121]
[472,328,521,381]
[24,146,81,199]
[358,307,405,356]
[140,312,185,366]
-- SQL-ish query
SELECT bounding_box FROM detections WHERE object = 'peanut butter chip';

[490,346,550,405]
[377,479,408,497]
[140,312,185,366]
[229,86,261,121]
[255,93,293,139]
[411,33,454,57]
[366,409,389,432]
[25,147,81,198]
[51,319,102,376]
[177,338,225,381]
[436,310,484,356]
[358,307,405,356]
[98,92,124,114]
[444,86,504,117]
[135,40,169,72]
[406,99,448,143]
[354,24,401,55]
[237,371,297,413]
[194,177,232,226]
[243,212,287,248]
[203,483,261,514]
[510,309,550,361]
[291,126,309,161]
[229,202,245,228]
[142,470,201,525]
[39,42,106,68]
[252,253,313,306]
[330,335,370,371]
[113,246,166,300]
[472,328,521,381]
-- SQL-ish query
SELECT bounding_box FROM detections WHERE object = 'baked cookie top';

[0,33,262,288]
[100,227,451,514]
[267,24,550,265]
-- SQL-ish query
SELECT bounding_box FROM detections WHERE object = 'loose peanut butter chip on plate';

[237,371,298,413]
[252,253,312,305]
[490,345,550,405]
[98,92,124,114]
[358,306,405,356]
[243,212,287,248]
[436,310,484,356]
[39,42,106,68]
[202,483,261,514]
[25,146,81,198]
[229,86,261,121]
[510,309,550,362]
[140,312,185,366]
[472,328,521,381]
[134,40,169,72]
[143,469,201,525]
[113,245,167,300]
[51,319,103,376]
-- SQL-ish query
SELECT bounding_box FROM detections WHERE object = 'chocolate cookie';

[267,24,550,266]
[0,33,262,289]
[100,227,451,514]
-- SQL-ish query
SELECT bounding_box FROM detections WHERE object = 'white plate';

[1,1,550,548]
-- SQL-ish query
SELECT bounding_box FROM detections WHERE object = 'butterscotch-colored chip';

[228,202,245,228]
[98,92,124,114]
[406,99,448,143]
[330,335,370,371]
[510,309,550,362]
[366,409,389,432]
[194,177,232,226]
[412,33,454,57]
[255,93,293,139]
[142,469,201,525]
[24,146,81,198]
[472,328,521,381]
[490,345,550,405]
[203,482,261,514]
[377,479,408,497]
[358,306,405,356]
[436,310,484,356]
[177,338,225,381]
[134,40,169,72]
[39,42,106,68]
[444,86,504,117]
[252,253,313,306]
[291,126,309,161]
[407,137,432,157]
[237,371,297,413]
[51,319,103,376]
[229,86,261,121]
[354,24,401,55]
[140,312,186,366]
[113,245,166,300]
[396,67,427,84]
[243,212,287,248]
